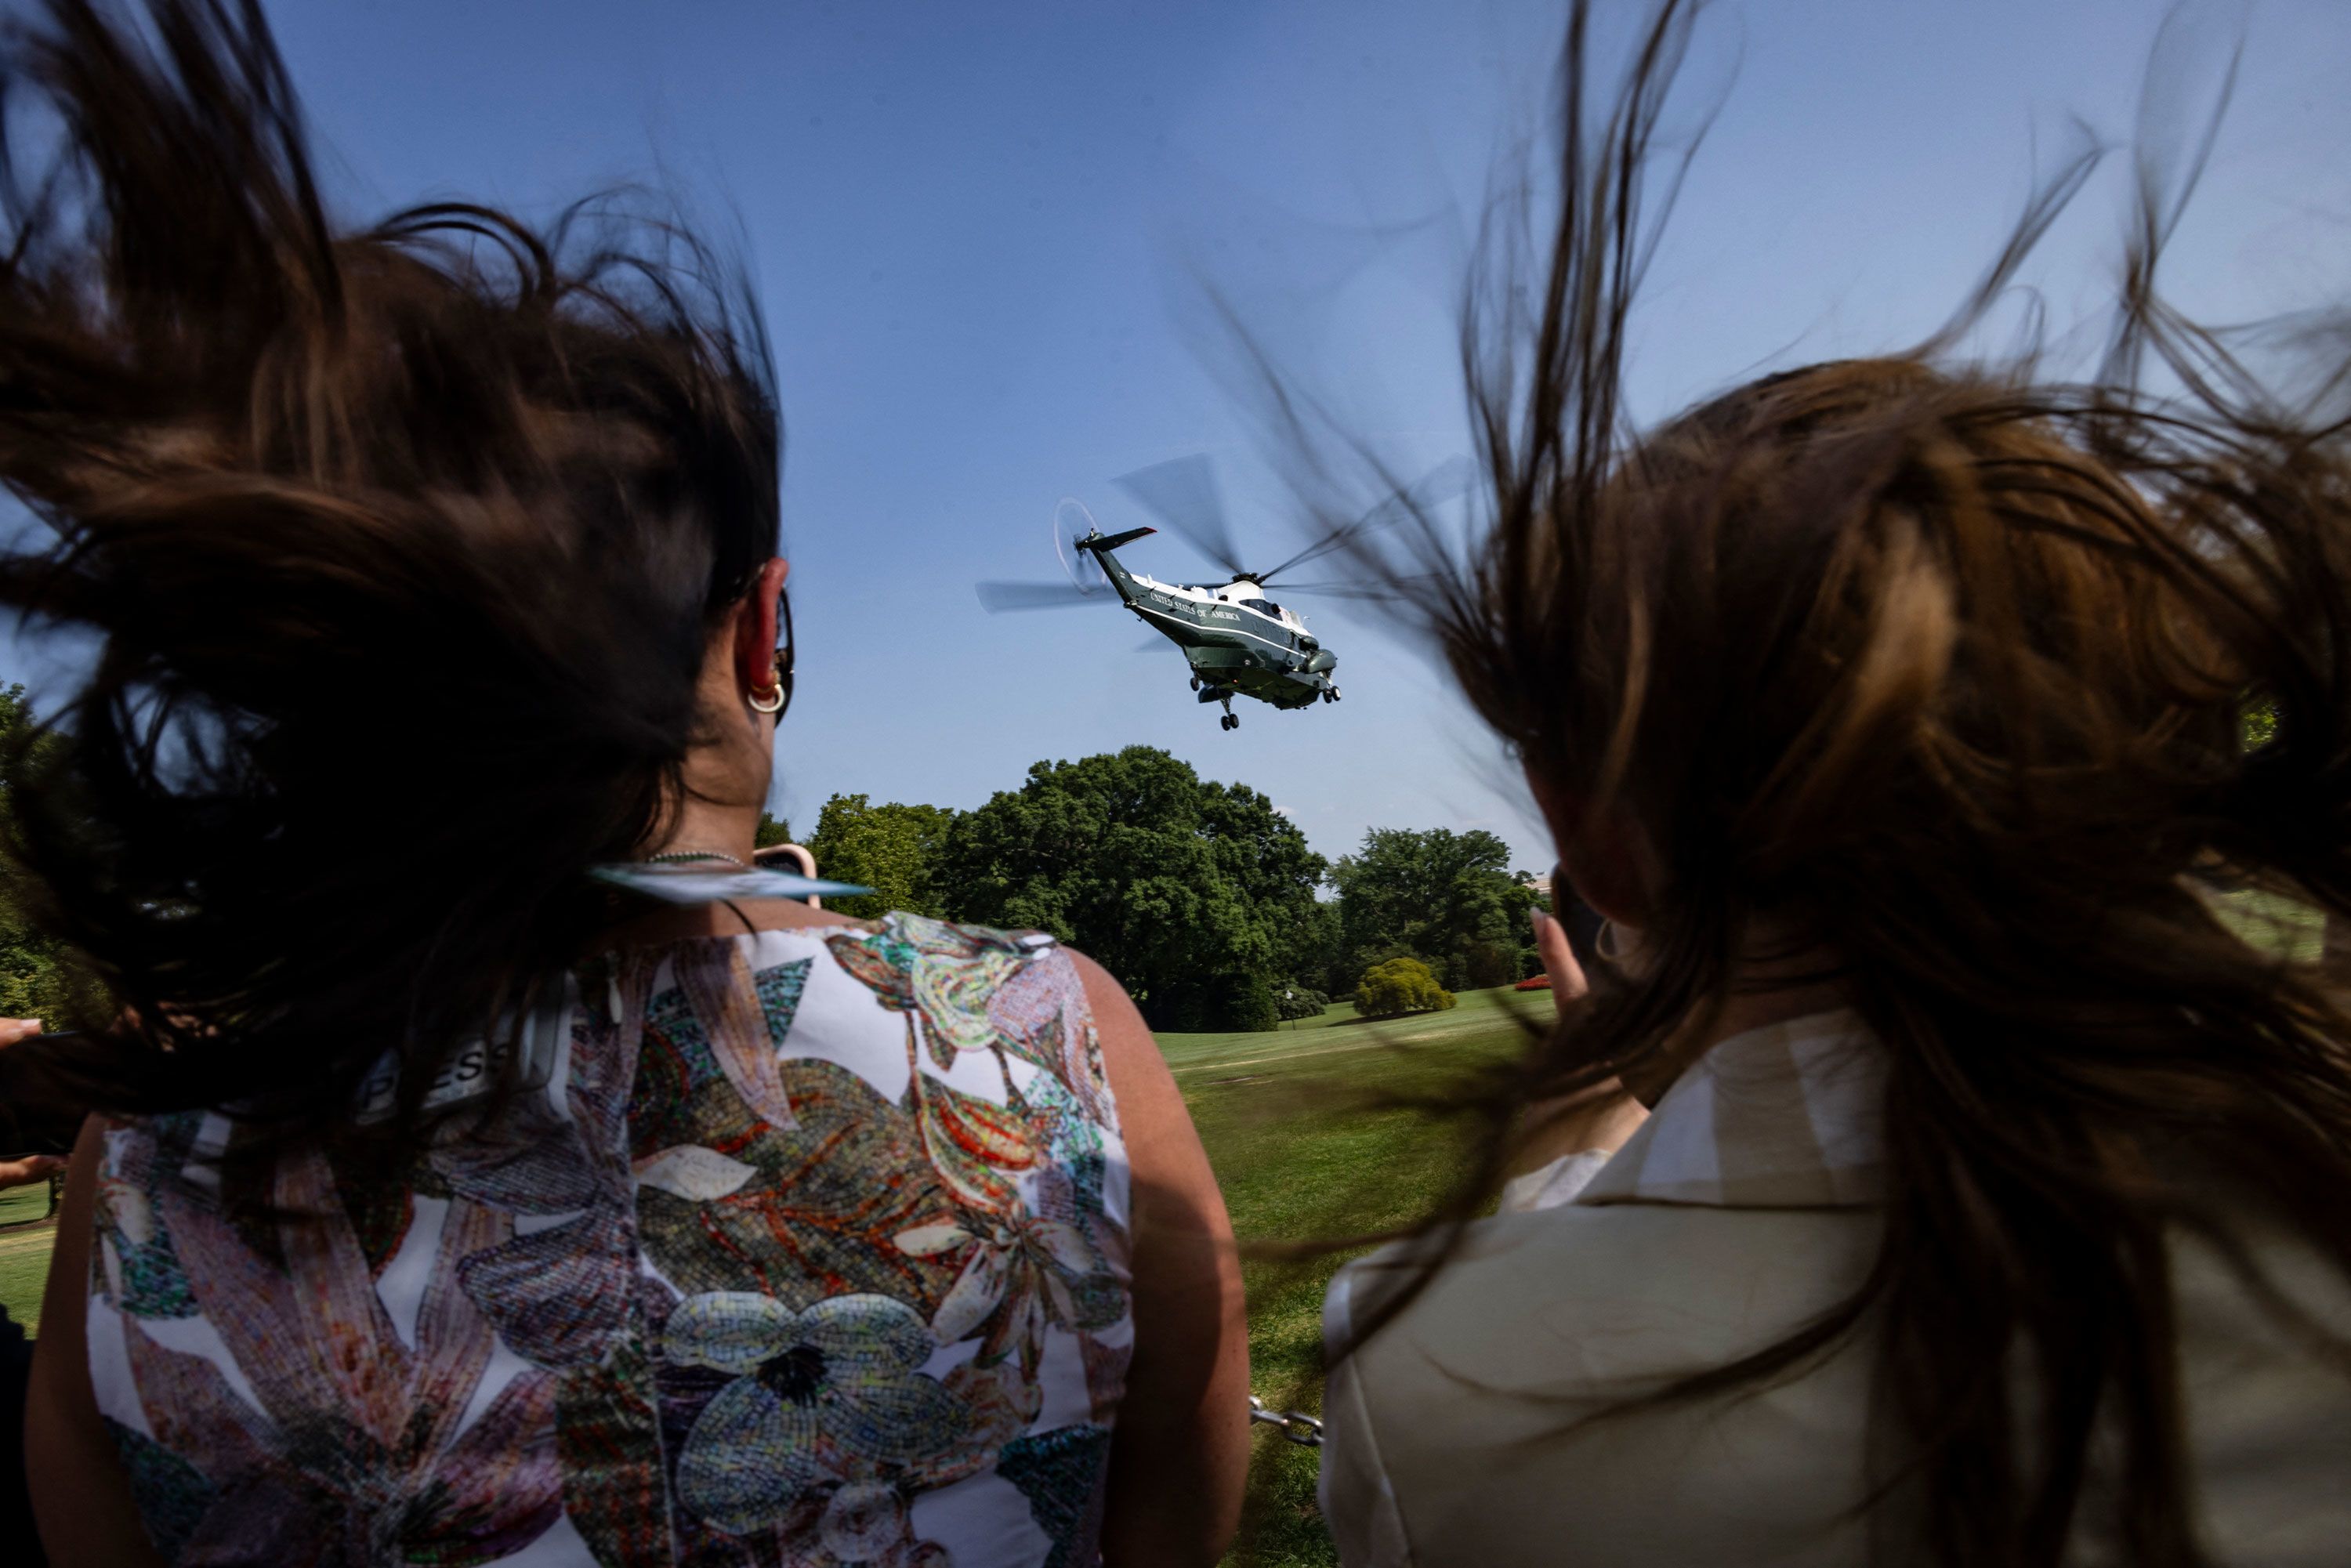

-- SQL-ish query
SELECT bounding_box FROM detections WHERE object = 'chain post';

[1249,1393,1326,1448]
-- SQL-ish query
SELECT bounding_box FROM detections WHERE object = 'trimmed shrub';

[1353,957,1456,1019]
[1273,982,1328,1022]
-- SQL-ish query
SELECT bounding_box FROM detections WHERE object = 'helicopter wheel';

[1190,675,1201,691]
[1220,713,1237,731]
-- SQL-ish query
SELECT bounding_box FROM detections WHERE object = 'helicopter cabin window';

[1242,598,1284,617]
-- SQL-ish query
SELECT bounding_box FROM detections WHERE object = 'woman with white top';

[1317,3,2351,1563]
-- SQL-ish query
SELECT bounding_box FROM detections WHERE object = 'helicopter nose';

[1307,649,1337,675]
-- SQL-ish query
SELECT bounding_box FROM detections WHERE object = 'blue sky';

[8,0,2349,871]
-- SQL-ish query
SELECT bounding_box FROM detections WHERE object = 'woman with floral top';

[2,2,1247,1563]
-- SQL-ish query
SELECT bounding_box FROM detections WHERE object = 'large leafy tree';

[806,794,956,921]
[933,746,1325,1031]
[1330,827,1539,993]
[1279,895,1345,1009]
[0,685,81,1023]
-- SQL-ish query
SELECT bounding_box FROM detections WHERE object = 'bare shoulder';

[1057,945,1219,1236]
[1063,947,1143,1024]
[1056,946,1249,1563]
[1061,948,1178,1103]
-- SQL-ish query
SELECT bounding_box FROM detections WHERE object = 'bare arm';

[1077,953,1250,1567]
[27,1116,162,1566]
[0,1021,64,1191]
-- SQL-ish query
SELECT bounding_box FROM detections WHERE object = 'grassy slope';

[0,1220,53,1334]
[1161,988,1539,1566]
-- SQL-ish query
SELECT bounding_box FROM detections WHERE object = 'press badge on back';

[353,987,567,1124]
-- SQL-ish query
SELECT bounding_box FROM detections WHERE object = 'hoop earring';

[1596,918,1629,964]
[747,659,785,715]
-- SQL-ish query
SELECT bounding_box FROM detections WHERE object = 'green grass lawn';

[0,990,1541,1565]
[0,1219,54,1334]
[1162,987,1541,1566]
[0,1171,58,1331]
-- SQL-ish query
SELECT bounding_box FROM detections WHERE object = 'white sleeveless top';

[85,915,1133,1566]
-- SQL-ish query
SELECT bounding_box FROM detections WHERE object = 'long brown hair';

[0,0,780,1143]
[1328,2,2351,1563]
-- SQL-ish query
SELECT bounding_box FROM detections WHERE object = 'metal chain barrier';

[1249,1393,1324,1448]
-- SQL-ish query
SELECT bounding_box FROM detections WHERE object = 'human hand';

[0,1016,66,1189]
[1532,907,1588,1016]
[1505,910,1646,1182]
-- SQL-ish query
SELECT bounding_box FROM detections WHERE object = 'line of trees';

[0,686,89,1024]
[0,705,1541,1034]
[795,745,1543,1032]
[1328,827,1543,995]
[935,747,1328,1032]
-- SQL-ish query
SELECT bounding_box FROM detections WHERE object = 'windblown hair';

[1335,2,2351,1564]
[0,0,780,1142]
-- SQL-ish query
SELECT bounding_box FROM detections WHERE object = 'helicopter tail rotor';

[1052,498,1110,594]
[976,498,1136,614]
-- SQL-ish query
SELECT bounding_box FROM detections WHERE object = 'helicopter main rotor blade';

[1264,580,1394,602]
[1260,454,1476,585]
[976,580,1103,612]
[1111,454,1245,579]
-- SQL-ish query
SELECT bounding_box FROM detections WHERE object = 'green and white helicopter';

[977,454,1460,731]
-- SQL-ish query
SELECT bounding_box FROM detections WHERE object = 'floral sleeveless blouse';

[83,915,1135,1567]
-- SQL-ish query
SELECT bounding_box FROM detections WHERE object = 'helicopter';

[976,454,1462,730]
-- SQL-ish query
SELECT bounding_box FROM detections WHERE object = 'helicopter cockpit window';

[1242,597,1283,617]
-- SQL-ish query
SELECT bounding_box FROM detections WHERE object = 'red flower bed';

[1513,973,1553,991]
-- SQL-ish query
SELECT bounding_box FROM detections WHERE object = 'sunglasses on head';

[772,585,795,720]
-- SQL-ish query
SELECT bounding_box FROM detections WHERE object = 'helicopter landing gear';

[1320,686,1342,704]
[1190,675,1201,691]
[1218,697,1238,731]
